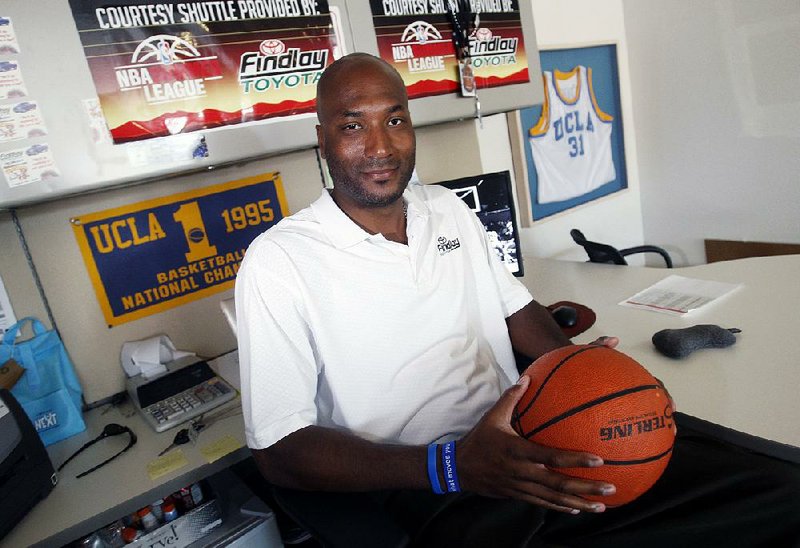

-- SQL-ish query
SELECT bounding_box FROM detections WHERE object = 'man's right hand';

[457,376,616,514]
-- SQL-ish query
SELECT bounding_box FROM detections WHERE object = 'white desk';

[4,359,249,548]
[519,255,800,450]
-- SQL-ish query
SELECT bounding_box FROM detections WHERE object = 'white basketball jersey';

[529,66,616,204]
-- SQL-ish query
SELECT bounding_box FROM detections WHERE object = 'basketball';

[511,344,676,507]
[187,227,206,243]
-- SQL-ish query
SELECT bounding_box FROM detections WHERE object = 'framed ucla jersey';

[513,44,628,220]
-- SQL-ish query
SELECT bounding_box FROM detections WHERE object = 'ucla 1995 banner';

[72,174,287,326]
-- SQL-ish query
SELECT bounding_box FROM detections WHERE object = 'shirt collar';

[310,189,368,249]
[310,181,430,249]
[404,180,430,222]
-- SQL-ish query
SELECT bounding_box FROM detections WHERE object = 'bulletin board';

[510,44,627,222]
[0,0,542,210]
[0,0,352,209]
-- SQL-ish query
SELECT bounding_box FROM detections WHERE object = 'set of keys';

[155,405,242,457]
[157,423,201,457]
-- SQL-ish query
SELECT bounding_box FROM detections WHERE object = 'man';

[236,53,800,546]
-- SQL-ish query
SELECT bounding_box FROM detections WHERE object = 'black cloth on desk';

[409,413,800,548]
[276,413,800,548]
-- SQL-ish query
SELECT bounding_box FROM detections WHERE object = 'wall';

[623,0,800,265]
[475,0,646,262]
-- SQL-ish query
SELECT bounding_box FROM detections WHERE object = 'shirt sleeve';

[235,236,319,449]
[486,235,533,318]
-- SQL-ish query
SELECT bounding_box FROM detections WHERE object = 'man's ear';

[316,125,326,159]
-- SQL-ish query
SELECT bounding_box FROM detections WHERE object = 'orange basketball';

[511,344,676,507]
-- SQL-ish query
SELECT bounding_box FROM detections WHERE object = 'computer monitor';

[433,171,524,277]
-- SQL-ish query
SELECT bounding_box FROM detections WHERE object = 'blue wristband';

[427,443,445,495]
[441,440,461,493]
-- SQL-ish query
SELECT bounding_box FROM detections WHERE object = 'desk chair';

[219,298,410,547]
[570,229,673,268]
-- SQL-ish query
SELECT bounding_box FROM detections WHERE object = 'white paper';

[0,142,60,188]
[0,59,27,100]
[0,274,17,336]
[0,100,48,143]
[82,98,112,145]
[120,334,195,379]
[0,16,22,55]
[125,133,208,168]
[207,349,240,390]
[619,275,741,316]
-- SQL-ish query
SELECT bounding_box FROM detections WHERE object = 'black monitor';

[433,171,524,277]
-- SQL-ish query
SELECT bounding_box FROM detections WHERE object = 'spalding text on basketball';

[599,411,672,442]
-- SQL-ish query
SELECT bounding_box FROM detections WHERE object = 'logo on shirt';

[437,236,461,255]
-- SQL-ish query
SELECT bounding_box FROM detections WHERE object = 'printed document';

[620,275,741,316]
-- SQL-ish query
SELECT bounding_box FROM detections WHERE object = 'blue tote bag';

[1,317,86,446]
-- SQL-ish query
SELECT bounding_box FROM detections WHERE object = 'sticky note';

[201,435,243,463]
[147,450,189,480]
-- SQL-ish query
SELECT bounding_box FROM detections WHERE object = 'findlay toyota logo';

[437,235,461,255]
[468,26,519,69]
[392,21,449,73]
[239,40,328,93]
[115,34,221,105]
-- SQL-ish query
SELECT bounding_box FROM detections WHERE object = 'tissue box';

[128,498,222,548]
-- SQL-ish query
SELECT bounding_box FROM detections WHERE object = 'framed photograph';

[433,171,524,277]
[508,43,628,224]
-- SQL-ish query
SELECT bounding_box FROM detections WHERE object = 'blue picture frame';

[518,44,627,220]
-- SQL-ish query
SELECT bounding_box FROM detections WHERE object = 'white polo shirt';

[236,181,533,449]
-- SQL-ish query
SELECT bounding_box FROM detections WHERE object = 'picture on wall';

[369,0,530,100]
[433,171,524,276]
[509,44,628,222]
[67,0,341,144]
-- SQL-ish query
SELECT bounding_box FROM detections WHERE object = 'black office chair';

[570,229,673,268]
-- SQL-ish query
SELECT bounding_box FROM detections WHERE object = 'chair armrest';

[619,245,673,268]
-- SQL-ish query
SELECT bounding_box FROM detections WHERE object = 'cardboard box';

[0,359,25,390]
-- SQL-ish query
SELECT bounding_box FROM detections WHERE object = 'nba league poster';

[68,1,340,143]
[370,0,530,99]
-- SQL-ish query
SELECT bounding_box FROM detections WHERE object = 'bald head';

[313,52,416,211]
[316,53,407,125]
